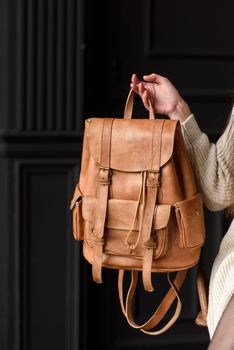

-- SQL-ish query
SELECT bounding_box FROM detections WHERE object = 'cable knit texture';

[180,110,234,339]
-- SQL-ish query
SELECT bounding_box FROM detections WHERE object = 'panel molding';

[14,159,81,350]
[145,0,234,59]
[0,130,83,158]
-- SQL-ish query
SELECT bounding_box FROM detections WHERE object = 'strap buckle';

[98,166,112,176]
[146,169,160,187]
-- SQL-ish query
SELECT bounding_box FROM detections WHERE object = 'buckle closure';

[97,167,112,185]
[98,167,112,176]
[146,169,160,187]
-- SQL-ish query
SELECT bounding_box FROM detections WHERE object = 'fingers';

[130,73,140,93]
[131,73,139,84]
[142,92,150,111]
[130,74,149,108]
[139,83,150,111]
[131,72,166,87]
[143,73,165,85]
[138,82,146,97]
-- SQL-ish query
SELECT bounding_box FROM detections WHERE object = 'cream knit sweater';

[180,111,234,339]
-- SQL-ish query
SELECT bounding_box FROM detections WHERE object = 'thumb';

[143,73,165,84]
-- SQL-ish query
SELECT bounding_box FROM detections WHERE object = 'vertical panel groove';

[36,0,46,131]
[16,0,27,130]
[56,0,66,131]
[75,0,85,130]
[26,0,36,131]
[0,0,9,129]
[66,0,76,131]
[46,0,56,131]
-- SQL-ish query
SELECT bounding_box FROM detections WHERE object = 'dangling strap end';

[142,242,155,292]
[92,237,105,284]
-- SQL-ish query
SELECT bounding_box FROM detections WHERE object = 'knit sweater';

[180,111,234,339]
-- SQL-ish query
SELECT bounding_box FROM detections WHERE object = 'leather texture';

[70,89,208,334]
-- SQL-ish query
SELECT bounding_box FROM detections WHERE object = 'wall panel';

[5,0,84,131]
[145,0,234,58]
[0,0,85,349]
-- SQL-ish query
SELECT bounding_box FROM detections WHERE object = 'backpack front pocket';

[153,204,171,259]
[82,197,170,259]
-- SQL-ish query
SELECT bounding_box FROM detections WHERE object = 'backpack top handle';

[124,88,155,120]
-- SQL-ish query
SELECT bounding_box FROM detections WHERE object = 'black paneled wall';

[1,0,84,131]
[0,1,84,349]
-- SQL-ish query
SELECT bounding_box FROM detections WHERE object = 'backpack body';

[70,89,207,334]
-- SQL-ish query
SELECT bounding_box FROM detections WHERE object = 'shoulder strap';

[195,268,208,327]
[118,267,208,333]
[141,119,165,292]
[118,269,187,335]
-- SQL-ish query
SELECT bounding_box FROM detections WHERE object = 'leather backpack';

[70,89,208,335]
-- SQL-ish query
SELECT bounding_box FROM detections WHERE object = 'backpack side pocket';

[175,193,205,248]
[72,197,84,240]
[70,184,84,240]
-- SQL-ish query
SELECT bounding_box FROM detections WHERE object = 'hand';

[130,73,191,122]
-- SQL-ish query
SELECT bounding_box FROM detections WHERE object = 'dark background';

[0,0,234,349]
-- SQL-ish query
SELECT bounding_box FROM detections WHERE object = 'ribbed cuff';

[180,114,204,144]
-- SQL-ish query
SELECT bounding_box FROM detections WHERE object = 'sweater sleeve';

[180,111,234,211]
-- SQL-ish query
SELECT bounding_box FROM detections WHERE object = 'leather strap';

[124,88,155,120]
[151,119,164,170]
[141,172,159,292]
[92,118,114,283]
[118,269,187,335]
[141,119,164,292]
[195,268,208,327]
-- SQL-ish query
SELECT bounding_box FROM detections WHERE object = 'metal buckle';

[146,169,160,187]
[98,167,112,177]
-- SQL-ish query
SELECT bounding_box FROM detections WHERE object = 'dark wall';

[0,0,234,349]
[0,0,84,349]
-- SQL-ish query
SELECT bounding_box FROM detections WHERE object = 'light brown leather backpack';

[70,89,208,335]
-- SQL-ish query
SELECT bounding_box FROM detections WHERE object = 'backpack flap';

[86,117,178,173]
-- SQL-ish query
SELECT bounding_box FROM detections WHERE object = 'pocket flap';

[154,205,171,230]
[72,197,84,240]
[82,197,171,231]
[70,183,83,210]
